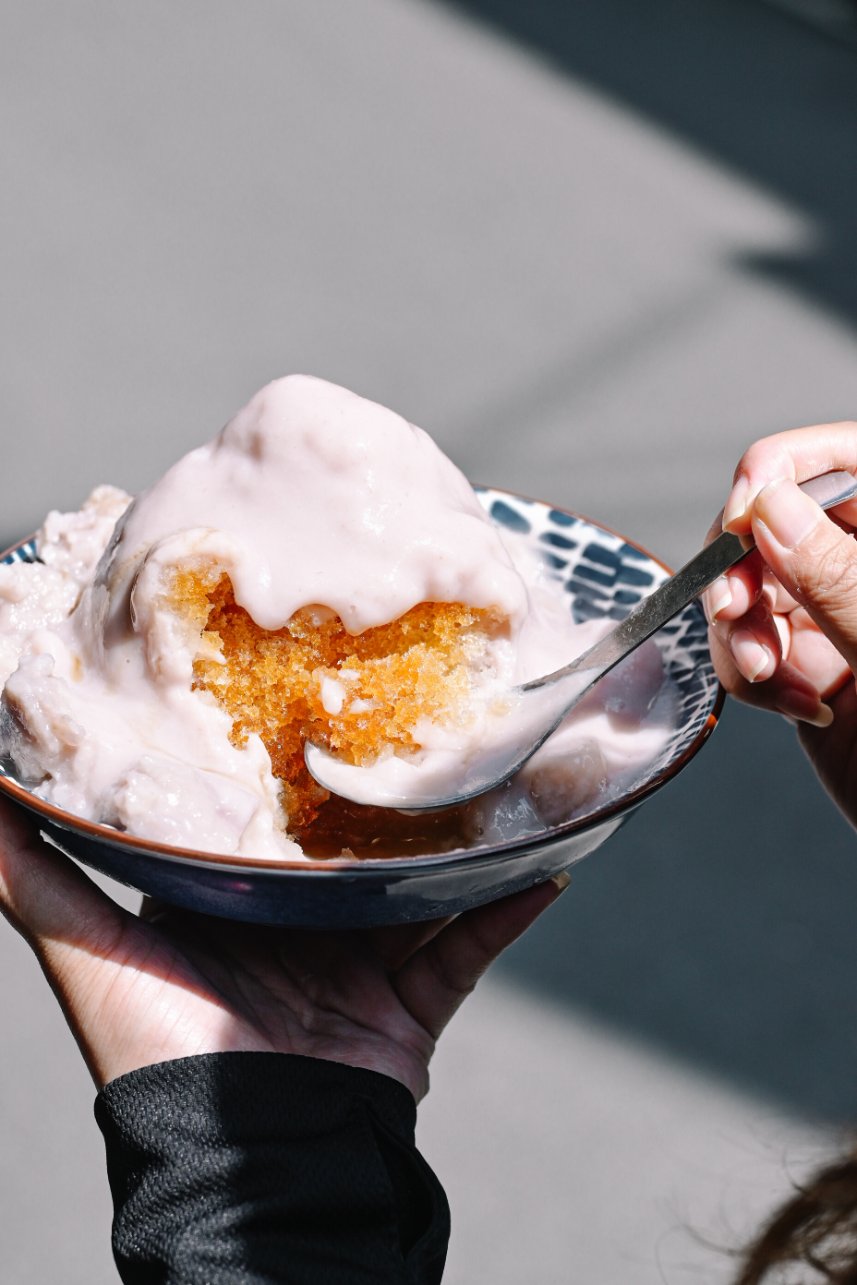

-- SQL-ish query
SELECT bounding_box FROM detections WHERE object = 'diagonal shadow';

[497,700,857,1121]
[441,0,857,334]
[440,0,857,1121]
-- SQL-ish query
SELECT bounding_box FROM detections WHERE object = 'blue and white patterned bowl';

[0,489,723,927]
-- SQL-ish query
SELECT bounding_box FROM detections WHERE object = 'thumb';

[752,478,857,673]
[0,796,126,966]
[394,873,570,1042]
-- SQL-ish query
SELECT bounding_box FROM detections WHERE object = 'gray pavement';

[2,1,857,1281]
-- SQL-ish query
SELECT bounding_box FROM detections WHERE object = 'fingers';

[0,799,137,1085]
[721,421,857,536]
[703,420,857,626]
[779,608,852,697]
[393,874,569,1040]
[703,553,763,626]
[716,598,781,683]
[364,917,455,972]
[708,576,843,725]
[0,797,123,951]
[703,424,857,724]
[750,478,857,675]
[708,616,834,724]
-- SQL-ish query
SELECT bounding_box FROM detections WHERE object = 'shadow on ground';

[443,0,857,1122]
[443,0,857,333]
[498,703,857,1122]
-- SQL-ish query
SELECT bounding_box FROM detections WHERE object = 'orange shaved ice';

[170,570,502,833]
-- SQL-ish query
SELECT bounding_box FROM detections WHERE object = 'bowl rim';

[0,489,725,875]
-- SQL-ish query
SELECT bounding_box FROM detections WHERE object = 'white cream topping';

[0,376,674,859]
[102,374,529,638]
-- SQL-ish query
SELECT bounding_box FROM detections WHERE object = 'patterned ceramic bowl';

[0,489,722,927]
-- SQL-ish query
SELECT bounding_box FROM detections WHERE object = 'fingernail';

[776,689,834,728]
[723,477,750,532]
[550,871,571,893]
[755,479,822,551]
[704,576,732,623]
[730,628,776,682]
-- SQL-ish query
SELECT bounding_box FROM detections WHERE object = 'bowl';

[0,488,723,927]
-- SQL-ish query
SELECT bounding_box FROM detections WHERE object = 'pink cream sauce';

[0,377,675,859]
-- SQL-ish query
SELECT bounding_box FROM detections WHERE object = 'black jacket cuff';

[95,1052,450,1284]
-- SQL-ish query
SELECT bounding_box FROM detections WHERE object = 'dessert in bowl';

[0,378,721,926]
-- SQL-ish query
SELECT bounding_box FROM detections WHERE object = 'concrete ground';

[2,1,857,1280]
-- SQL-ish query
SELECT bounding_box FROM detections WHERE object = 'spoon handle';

[527,470,857,693]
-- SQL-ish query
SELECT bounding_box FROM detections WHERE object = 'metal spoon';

[305,470,857,811]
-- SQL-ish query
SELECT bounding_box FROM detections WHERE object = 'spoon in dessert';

[305,470,857,811]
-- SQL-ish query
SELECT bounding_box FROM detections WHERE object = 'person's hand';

[0,797,567,1100]
[702,421,857,829]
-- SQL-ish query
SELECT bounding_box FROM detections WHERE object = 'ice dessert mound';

[0,375,672,861]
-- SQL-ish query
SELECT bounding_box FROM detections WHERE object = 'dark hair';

[735,1153,857,1283]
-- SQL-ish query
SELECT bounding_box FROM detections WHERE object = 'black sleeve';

[94,1052,450,1285]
